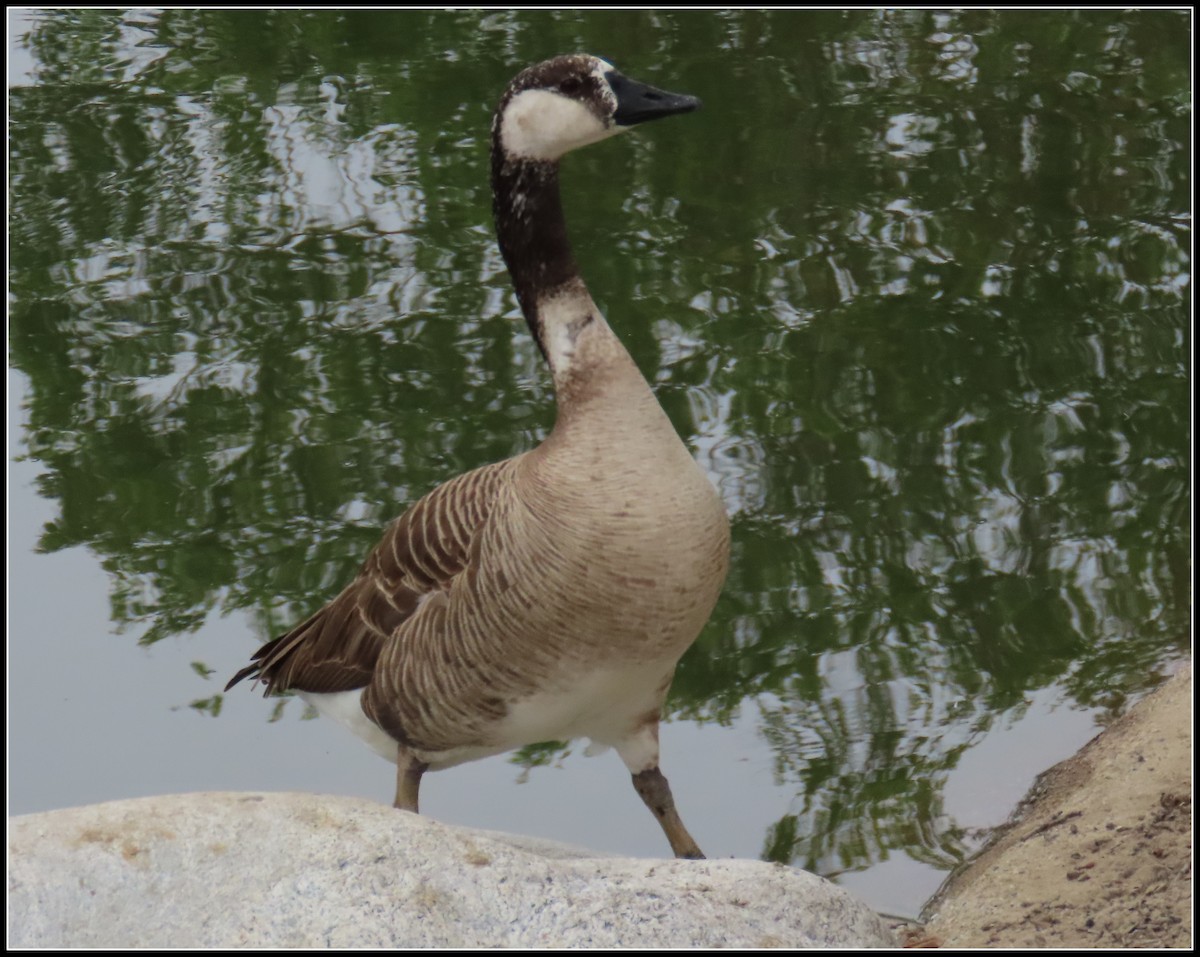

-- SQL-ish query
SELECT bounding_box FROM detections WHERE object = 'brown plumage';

[227,54,728,859]
[228,462,510,697]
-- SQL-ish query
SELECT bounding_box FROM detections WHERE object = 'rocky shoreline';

[919,661,1191,948]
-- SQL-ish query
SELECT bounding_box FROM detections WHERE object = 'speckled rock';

[8,792,896,948]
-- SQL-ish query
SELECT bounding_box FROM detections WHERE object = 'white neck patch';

[537,285,605,375]
[500,88,623,162]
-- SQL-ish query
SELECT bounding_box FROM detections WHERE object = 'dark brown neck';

[491,149,583,360]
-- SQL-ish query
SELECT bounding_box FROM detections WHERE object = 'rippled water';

[9,9,1190,917]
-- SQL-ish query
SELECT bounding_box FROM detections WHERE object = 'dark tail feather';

[224,662,263,693]
[224,631,291,693]
[223,615,321,695]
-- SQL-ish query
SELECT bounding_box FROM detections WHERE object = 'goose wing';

[225,459,515,696]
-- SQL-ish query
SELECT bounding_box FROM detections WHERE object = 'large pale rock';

[8,792,895,948]
[923,664,1192,948]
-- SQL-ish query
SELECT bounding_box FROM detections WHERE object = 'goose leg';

[393,748,428,813]
[617,720,705,859]
[632,766,705,859]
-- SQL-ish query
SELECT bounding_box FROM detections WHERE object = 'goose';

[226,54,729,860]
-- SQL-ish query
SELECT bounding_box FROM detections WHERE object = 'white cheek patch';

[500,88,620,161]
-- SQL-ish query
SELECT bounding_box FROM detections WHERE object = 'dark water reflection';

[9,8,1189,896]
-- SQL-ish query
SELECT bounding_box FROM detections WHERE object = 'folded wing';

[225,460,515,696]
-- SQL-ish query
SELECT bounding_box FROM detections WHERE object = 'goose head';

[494,54,701,163]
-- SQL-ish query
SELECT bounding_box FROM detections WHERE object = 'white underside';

[299,690,399,763]
[300,659,671,774]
